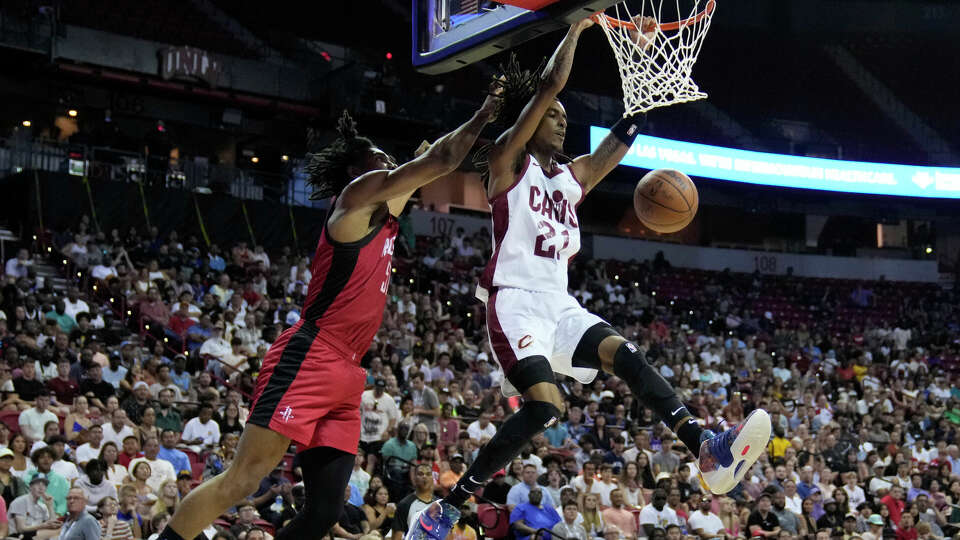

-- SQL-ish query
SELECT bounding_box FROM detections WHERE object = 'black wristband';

[610,113,645,146]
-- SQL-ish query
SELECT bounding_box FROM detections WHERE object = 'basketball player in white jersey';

[406,17,771,540]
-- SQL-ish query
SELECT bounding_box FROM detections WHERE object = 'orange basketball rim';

[592,0,716,32]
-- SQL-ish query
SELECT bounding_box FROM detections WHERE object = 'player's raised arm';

[338,84,502,212]
[568,116,638,195]
[487,18,593,195]
[570,16,656,195]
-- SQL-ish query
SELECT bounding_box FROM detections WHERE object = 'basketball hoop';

[592,0,717,115]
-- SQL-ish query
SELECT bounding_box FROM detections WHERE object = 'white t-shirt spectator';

[397,300,416,316]
[90,264,118,281]
[172,301,203,322]
[700,350,721,366]
[75,443,103,465]
[128,457,176,493]
[785,493,803,515]
[63,298,90,322]
[623,446,653,465]
[33,361,57,384]
[251,251,270,269]
[590,480,617,506]
[844,484,866,513]
[102,365,128,390]
[688,510,724,537]
[911,446,935,464]
[639,504,679,530]
[892,327,911,350]
[869,476,893,495]
[929,383,951,400]
[570,475,607,500]
[102,423,136,448]
[467,421,497,442]
[52,459,80,484]
[219,350,248,372]
[199,336,231,360]
[182,417,221,450]
[18,408,58,442]
[5,257,32,279]
[402,362,432,383]
[360,390,400,444]
[862,375,881,392]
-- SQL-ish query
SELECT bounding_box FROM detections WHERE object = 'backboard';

[412,0,620,74]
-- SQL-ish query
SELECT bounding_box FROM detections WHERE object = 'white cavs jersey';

[477,154,584,301]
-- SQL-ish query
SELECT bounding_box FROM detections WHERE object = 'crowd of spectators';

[0,214,958,540]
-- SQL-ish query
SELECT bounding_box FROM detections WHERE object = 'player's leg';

[157,423,291,540]
[574,322,770,494]
[447,365,565,504]
[573,324,704,453]
[407,362,565,540]
[406,290,563,540]
[275,446,355,540]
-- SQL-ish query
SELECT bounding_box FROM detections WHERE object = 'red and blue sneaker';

[697,409,771,494]
[404,501,461,540]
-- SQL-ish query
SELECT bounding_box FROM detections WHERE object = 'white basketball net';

[595,0,716,115]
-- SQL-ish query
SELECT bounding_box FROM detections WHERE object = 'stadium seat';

[191,461,204,481]
[0,411,20,434]
[477,503,510,539]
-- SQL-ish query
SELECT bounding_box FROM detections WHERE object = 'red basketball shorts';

[248,320,367,454]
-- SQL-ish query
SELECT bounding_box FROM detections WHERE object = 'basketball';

[633,168,698,233]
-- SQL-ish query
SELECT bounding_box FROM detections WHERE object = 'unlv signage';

[160,46,221,87]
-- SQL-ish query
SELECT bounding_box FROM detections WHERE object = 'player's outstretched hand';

[477,75,506,123]
[415,140,432,158]
[629,15,657,49]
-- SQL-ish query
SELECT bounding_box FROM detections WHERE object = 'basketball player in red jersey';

[406,18,770,540]
[158,89,502,540]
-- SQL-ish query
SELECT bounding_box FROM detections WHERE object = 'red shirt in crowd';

[836,366,855,381]
[167,313,196,336]
[118,450,143,468]
[880,494,905,527]
[896,526,917,540]
[46,376,80,404]
[140,300,171,324]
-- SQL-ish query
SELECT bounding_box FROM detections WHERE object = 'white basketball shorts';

[482,287,607,397]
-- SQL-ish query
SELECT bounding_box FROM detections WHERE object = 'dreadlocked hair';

[473,53,547,181]
[303,110,375,200]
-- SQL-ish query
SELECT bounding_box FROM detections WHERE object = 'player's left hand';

[629,15,657,49]
[477,75,505,123]
[415,140,432,158]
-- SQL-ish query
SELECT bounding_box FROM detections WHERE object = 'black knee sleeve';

[613,342,689,425]
[521,400,563,430]
[506,356,556,394]
[572,323,620,370]
[482,401,561,464]
[445,400,562,507]
[612,341,704,456]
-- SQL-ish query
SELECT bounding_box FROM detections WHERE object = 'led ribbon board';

[590,127,960,198]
